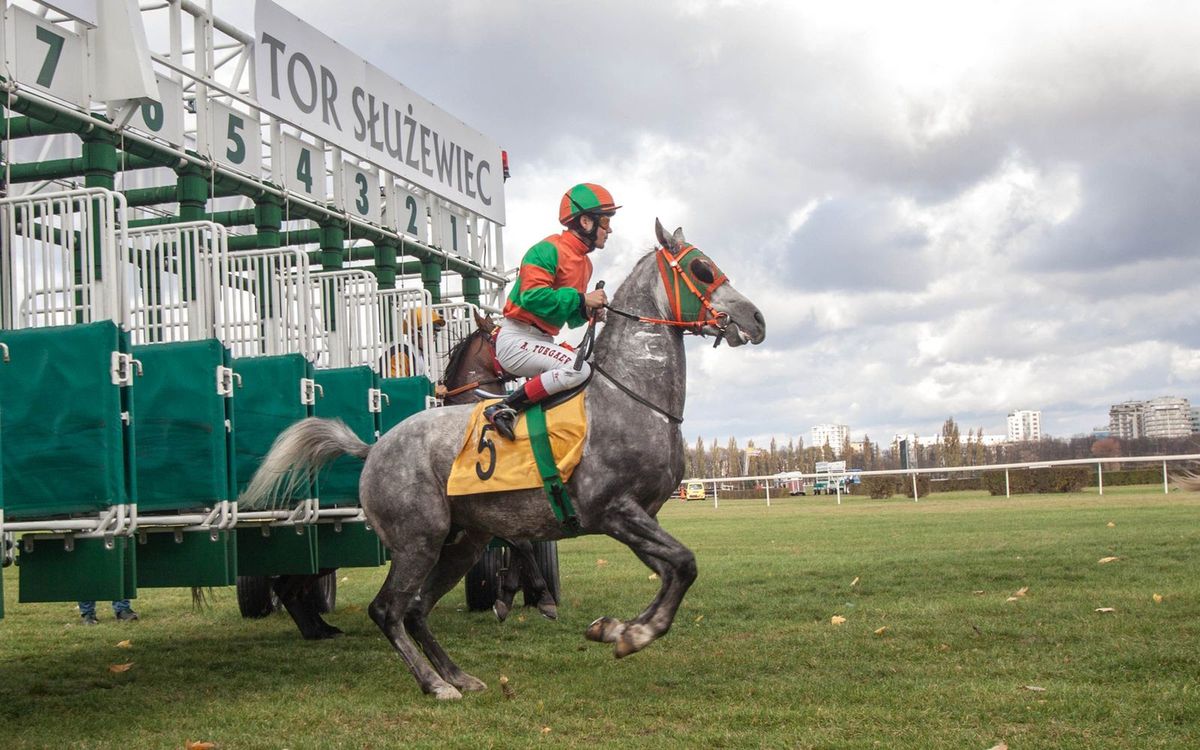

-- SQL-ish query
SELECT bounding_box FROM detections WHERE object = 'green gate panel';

[313,367,376,507]
[136,530,237,588]
[18,536,137,603]
[317,522,384,568]
[232,354,314,501]
[0,323,135,519]
[132,340,235,513]
[379,376,431,434]
[236,525,318,576]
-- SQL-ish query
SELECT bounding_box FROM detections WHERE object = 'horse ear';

[673,227,687,245]
[655,218,675,249]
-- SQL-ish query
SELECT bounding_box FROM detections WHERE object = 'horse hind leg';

[405,530,493,692]
[369,547,463,699]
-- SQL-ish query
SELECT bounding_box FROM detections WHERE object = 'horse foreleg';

[512,539,557,620]
[369,547,463,699]
[405,530,492,693]
[587,504,697,658]
[494,544,521,622]
[274,572,343,640]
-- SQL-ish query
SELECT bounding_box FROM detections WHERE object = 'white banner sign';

[253,0,506,226]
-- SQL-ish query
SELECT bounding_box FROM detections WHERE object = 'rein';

[584,243,730,425]
[592,361,684,424]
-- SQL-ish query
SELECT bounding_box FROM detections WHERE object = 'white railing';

[310,269,383,370]
[687,453,1200,508]
[126,221,228,344]
[210,246,316,358]
[377,287,436,380]
[430,301,485,385]
[0,187,128,329]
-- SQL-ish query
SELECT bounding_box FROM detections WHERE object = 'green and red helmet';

[558,183,621,226]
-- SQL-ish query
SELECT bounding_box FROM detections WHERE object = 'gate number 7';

[34,26,66,88]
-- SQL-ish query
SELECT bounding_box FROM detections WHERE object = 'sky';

[237,1,1200,446]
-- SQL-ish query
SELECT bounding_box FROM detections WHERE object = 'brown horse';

[439,310,558,621]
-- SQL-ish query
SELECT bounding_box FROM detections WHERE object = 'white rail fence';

[688,453,1200,508]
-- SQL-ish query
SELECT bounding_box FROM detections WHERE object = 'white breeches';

[494,319,591,398]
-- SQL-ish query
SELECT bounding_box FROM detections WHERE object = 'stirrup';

[484,404,518,440]
[475,388,507,400]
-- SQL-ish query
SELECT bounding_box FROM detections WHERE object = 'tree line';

[684,417,1200,478]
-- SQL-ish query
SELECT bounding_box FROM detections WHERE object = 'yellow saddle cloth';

[447,394,588,496]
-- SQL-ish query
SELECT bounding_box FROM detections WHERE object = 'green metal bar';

[7,157,85,183]
[1,114,87,138]
[462,274,482,307]
[208,209,256,227]
[254,194,283,249]
[3,88,499,283]
[124,185,178,207]
[373,240,398,290]
[319,222,345,270]
[422,259,443,304]
[176,164,208,222]
[128,215,181,229]
[228,228,320,252]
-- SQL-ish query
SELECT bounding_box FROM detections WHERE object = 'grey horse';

[240,220,766,698]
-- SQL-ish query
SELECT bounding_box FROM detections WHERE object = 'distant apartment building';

[811,424,849,456]
[1192,407,1200,435]
[1109,401,1145,440]
[891,434,918,469]
[1006,410,1042,442]
[1109,397,1194,440]
[1142,397,1193,438]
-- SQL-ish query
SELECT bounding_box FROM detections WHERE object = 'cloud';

[247,1,1200,442]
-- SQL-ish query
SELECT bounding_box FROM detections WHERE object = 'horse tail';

[1173,471,1200,492]
[240,417,372,509]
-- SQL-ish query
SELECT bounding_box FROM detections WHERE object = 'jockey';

[383,307,445,380]
[483,183,618,440]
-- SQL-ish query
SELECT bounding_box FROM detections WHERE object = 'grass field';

[2,486,1198,749]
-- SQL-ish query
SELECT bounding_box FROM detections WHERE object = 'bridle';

[590,243,731,424]
[603,242,731,345]
[440,328,510,400]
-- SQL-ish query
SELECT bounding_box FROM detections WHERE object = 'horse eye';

[689,258,715,284]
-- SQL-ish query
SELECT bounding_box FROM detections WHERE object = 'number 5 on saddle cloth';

[447,393,587,533]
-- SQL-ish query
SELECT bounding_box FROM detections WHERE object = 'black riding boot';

[483,386,536,440]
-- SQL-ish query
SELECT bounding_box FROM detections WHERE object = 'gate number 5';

[475,424,497,481]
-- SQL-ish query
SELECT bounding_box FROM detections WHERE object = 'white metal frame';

[0,186,129,329]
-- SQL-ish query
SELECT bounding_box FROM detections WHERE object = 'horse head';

[653,218,766,347]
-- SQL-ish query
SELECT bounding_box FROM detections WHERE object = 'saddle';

[446,391,588,499]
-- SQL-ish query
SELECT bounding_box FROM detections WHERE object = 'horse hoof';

[538,602,558,621]
[454,674,488,693]
[493,600,509,623]
[432,684,464,700]
[585,616,624,643]
[614,623,654,659]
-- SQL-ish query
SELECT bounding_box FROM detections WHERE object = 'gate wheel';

[236,575,278,618]
[464,546,506,611]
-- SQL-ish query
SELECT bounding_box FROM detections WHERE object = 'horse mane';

[441,328,484,388]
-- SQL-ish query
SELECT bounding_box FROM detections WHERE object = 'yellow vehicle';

[685,481,706,500]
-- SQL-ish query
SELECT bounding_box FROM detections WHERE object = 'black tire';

[306,570,337,614]
[464,545,505,612]
[236,575,277,618]
[522,540,561,607]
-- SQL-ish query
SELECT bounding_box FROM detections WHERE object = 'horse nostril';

[754,310,765,328]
